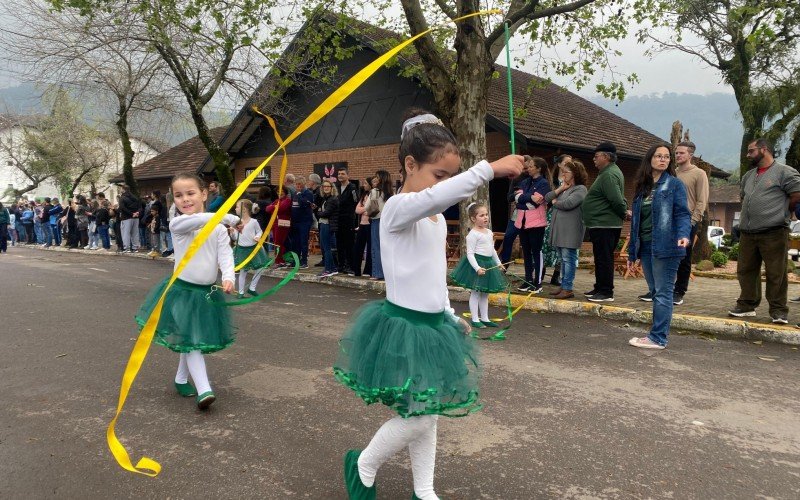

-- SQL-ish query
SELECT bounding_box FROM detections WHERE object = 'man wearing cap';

[582,141,628,302]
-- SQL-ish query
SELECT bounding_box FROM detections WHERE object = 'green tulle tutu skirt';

[449,254,508,293]
[233,244,270,271]
[333,300,482,418]
[135,277,235,354]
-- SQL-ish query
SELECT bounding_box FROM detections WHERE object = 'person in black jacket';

[336,168,359,274]
[95,200,111,250]
[118,185,141,252]
[315,180,340,276]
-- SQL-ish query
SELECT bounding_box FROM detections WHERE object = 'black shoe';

[673,293,684,305]
[638,292,653,302]
[531,285,543,294]
[161,249,173,257]
[584,289,598,297]
[587,293,614,302]
[728,307,756,318]
[518,284,533,292]
[771,313,788,324]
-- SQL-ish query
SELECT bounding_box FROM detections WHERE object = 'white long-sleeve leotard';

[466,229,501,271]
[380,160,494,314]
[232,218,262,247]
[169,213,239,285]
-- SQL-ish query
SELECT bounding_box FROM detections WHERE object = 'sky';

[0,5,734,106]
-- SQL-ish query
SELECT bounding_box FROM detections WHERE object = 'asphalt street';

[1,247,798,499]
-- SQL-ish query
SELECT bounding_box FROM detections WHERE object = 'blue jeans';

[98,224,111,249]
[319,223,337,272]
[34,221,43,243]
[291,220,312,266]
[558,247,579,291]
[139,226,148,248]
[640,242,682,346]
[370,219,383,279]
[500,219,520,264]
[50,223,61,245]
[15,222,26,243]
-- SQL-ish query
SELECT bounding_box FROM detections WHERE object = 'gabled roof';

[205,12,674,169]
[693,156,731,180]
[709,184,741,204]
[109,126,228,183]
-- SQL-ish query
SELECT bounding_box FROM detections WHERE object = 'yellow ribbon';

[107,9,500,476]
[233,110,287,271]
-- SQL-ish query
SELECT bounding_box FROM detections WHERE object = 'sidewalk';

[22,244,800,345]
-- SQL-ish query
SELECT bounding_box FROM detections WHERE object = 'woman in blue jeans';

[627,144,691,349]
[315,180,340,277]
[366,170,393,281]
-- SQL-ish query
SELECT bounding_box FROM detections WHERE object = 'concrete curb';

[26,244,800,346]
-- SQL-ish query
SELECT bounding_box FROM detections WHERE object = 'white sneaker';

[84,245,91,250]
[628,337,665,350]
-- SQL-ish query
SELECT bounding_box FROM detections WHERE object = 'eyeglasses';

[653,154,671,160]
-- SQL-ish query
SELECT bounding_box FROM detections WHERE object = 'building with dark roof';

[708,184,741,233]
[122,13,730,230]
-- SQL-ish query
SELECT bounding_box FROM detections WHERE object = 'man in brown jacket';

[672,141,708,305]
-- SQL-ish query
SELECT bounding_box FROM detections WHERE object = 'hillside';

[589,92,742,171]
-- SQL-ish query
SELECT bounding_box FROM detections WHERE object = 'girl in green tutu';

[334,108,523,500]
[135,173,239,410]
[231,199,269,297]
[449,201,508,330]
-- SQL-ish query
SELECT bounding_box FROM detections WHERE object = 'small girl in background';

[449,202,507,330]
[231,199,269,297]
[135,173,239,410]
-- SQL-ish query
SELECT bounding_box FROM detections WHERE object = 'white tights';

[237,268,265,294]
[469,290,490,323]
[357,415,439,500]
[174,350,212,394]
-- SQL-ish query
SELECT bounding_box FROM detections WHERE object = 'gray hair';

[308,173,321,185]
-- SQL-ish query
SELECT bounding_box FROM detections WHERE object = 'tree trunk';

[116,103,139,197]
[187,99,235,197]
[451,1,493,252]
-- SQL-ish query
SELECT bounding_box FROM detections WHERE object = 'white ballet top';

[233,218,262,247]
[466,229,501,271]
[169,213,239,285]
[380,160,494,314]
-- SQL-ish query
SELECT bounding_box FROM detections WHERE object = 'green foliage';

[787,259,796,272]
[722,234,734,246]
[696,260,714,271]
[727,243,740,261]
[638,0,800,176]
[710,251,729,267]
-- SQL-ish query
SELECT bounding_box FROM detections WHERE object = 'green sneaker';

[237,292,245,299]
[344,449,376,500]
[247,288,259,297]
[196,391,216,410]
[470,321,486,329]
[412,495,420,500]
[174,381,197,397]
[481,320,500,328]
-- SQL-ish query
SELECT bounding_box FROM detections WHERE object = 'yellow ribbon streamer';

[234,110,287,271]
[107,9,500,476]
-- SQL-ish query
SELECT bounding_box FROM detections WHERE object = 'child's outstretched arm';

[383,156,523,232]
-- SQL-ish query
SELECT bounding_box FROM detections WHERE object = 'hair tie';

[400,114,444,140]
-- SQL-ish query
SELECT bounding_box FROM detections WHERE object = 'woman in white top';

[449,202,508,330]
[334,109,523,500]
[135,173,239,410]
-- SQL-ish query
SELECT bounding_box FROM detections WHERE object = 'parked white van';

[708,226,725,249]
